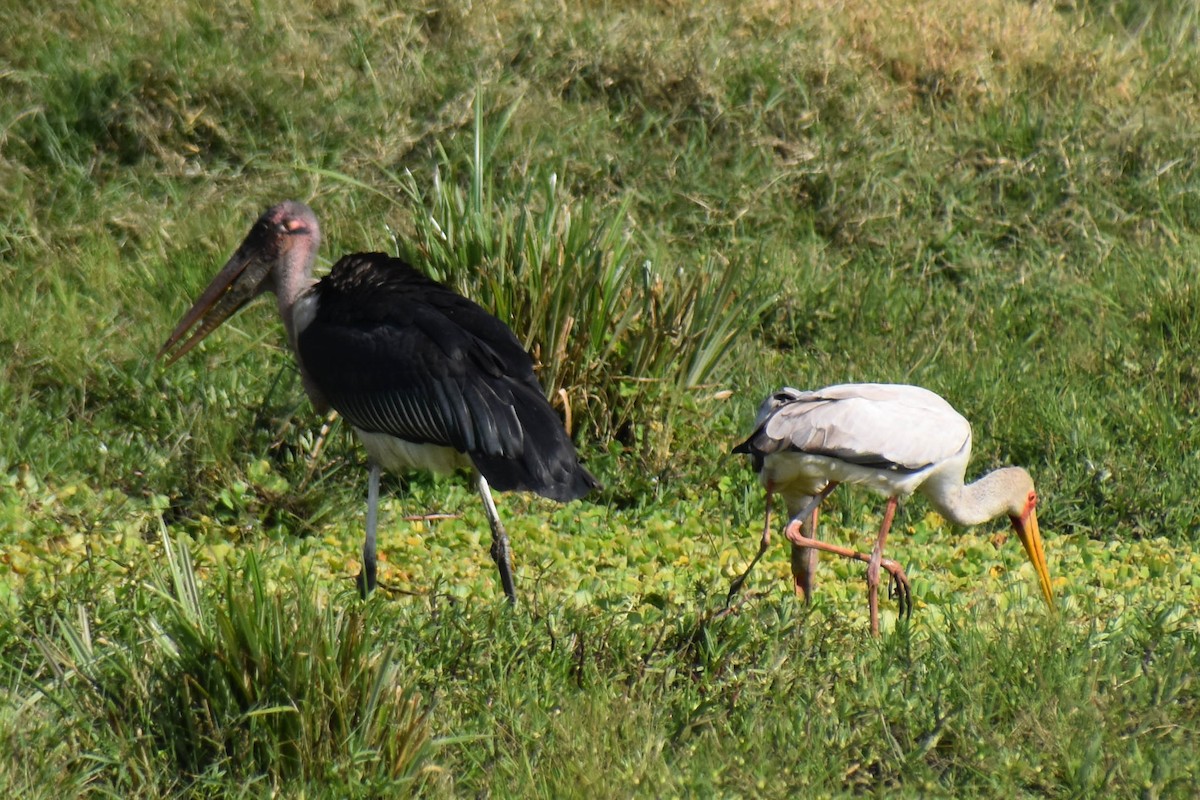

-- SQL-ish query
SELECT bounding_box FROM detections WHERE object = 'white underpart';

[757,455,827,519]
[356,428,472,475]
[764,442,970,502]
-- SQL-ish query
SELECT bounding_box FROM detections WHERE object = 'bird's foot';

[881,558,912,620]
[725,575,747,605]
[488,534,518,605]
[792,575,814,603]
[356,561,377,600]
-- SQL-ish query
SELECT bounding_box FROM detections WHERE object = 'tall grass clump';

[371,98,776,457]
[25,530,432,797]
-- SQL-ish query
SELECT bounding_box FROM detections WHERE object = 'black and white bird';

[159,201,599,601]
[731,383,1054,634]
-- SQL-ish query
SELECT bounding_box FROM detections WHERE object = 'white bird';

[732,383,1054,634]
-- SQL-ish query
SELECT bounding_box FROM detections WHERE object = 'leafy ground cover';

[2,0,1199,795]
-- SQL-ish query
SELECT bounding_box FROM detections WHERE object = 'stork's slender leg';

[866,496,899,636]
[725,482,776,605]
[790,504,820,602]
[357,461,381,598]
[782,517,911,629]
[477,474,517,604]
[727,481,840,605]
[786,482,840,601]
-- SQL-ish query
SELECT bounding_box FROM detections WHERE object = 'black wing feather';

[297,253,598,502]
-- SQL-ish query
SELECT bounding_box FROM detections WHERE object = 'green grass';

[2,0,1200,795]
[21,528,430,796]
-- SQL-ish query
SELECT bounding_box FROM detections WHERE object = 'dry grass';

[734,0,1120,106]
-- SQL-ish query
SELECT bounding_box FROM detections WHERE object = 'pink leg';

[786,483,839,602]
[727,482,839,604]
[790,505,819,602]
[866,497,898,636]
[783,510,912,635]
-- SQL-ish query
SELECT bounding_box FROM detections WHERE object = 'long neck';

[273,247,318,355]
[922,466,1028,527]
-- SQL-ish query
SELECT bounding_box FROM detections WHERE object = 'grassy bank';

[2,0,1199,795]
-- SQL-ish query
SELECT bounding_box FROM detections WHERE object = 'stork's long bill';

[1011,496,1055,609]
[157,239,273,365]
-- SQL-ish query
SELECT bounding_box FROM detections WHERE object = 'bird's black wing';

[297,253,598,502]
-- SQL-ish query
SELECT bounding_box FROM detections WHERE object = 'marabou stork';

[731,383,1054,634]
[159,201,599,601]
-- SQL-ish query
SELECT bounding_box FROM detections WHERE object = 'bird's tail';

[469,387,601,503]
[472,447,599,502]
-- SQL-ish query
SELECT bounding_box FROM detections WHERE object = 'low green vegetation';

[2,0,1199,796]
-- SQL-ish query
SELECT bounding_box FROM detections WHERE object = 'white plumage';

[754,384,972,501]
[733,383,1054,634]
